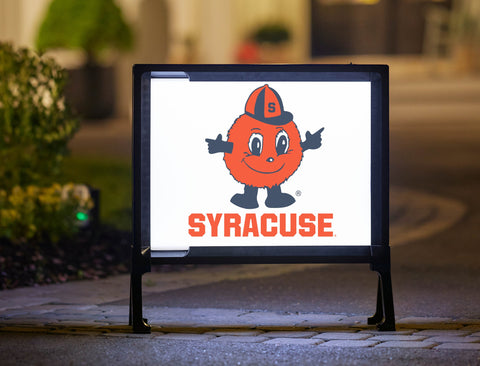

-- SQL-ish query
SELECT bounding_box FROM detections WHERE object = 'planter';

[258,43,292,63]
[65,64,115,119]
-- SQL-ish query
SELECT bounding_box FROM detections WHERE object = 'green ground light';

[76,212,89,221]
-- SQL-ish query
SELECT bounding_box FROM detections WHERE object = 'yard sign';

[130,64,394,333]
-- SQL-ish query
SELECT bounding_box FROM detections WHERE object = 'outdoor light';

[76,211,89,222]
[73,185,100,231]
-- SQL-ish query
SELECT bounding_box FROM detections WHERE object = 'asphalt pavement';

[1,62,480,365]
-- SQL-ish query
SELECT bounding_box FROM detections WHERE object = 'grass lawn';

[60,155,132,230]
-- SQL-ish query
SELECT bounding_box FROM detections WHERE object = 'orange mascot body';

[206,84,324,209]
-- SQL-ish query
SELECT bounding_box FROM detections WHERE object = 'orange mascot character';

[206,84,324,209]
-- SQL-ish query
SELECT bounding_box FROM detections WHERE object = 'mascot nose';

[267,157,274,162]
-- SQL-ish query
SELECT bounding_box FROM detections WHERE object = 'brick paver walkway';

[1,305,479,350]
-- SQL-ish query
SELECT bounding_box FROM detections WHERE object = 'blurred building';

[0,0,478,118]
[311,0,451,56]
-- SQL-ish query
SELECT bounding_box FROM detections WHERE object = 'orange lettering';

[207,213,222,237]
[279,213,296,237]
[299,213,316,236]
[318,213,333,237]
[188,213,205,237]
[189,212,334,238]
[224,213,241,237]
[261,213,277,236]
[243,213,259,237]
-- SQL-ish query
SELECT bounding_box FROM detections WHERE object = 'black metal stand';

[368,246,396,331]
[129,245,396,333]
[129,246,151,333]
[367,272,396,331]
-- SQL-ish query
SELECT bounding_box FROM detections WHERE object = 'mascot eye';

[248,133,263,156]
[275,130,289,155]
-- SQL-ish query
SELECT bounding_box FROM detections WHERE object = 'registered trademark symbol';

[295,190,302,197]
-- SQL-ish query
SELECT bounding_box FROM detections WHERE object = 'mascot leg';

[231,185,259,209]
[265,185,295,208]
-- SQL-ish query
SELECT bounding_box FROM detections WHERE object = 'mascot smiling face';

[224,114,303,188]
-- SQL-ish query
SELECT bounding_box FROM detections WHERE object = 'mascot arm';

[301,127,324,152]
[205,134,234,154]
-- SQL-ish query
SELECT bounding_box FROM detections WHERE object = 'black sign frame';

[130,64,394,333]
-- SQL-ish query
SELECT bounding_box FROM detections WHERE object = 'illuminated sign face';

[150,79,371,251]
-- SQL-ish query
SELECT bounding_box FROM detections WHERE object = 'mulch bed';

[0,226,197,290]
[0,226,132,290]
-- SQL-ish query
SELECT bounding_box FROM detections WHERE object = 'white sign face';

[150,79,371,251]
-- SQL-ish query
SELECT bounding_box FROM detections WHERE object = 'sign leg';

[376,269,395,331]
[130,270,151,333]
[130,244,151,333]
[368,269,395,331]
[369,245,396,331]
[368,277,384,325]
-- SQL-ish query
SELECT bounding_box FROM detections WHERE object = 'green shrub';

[252,23,291,44]
[0,43,84,244]
[0,42,79,189]
[36,0,133,64]
[0,183,93,244]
